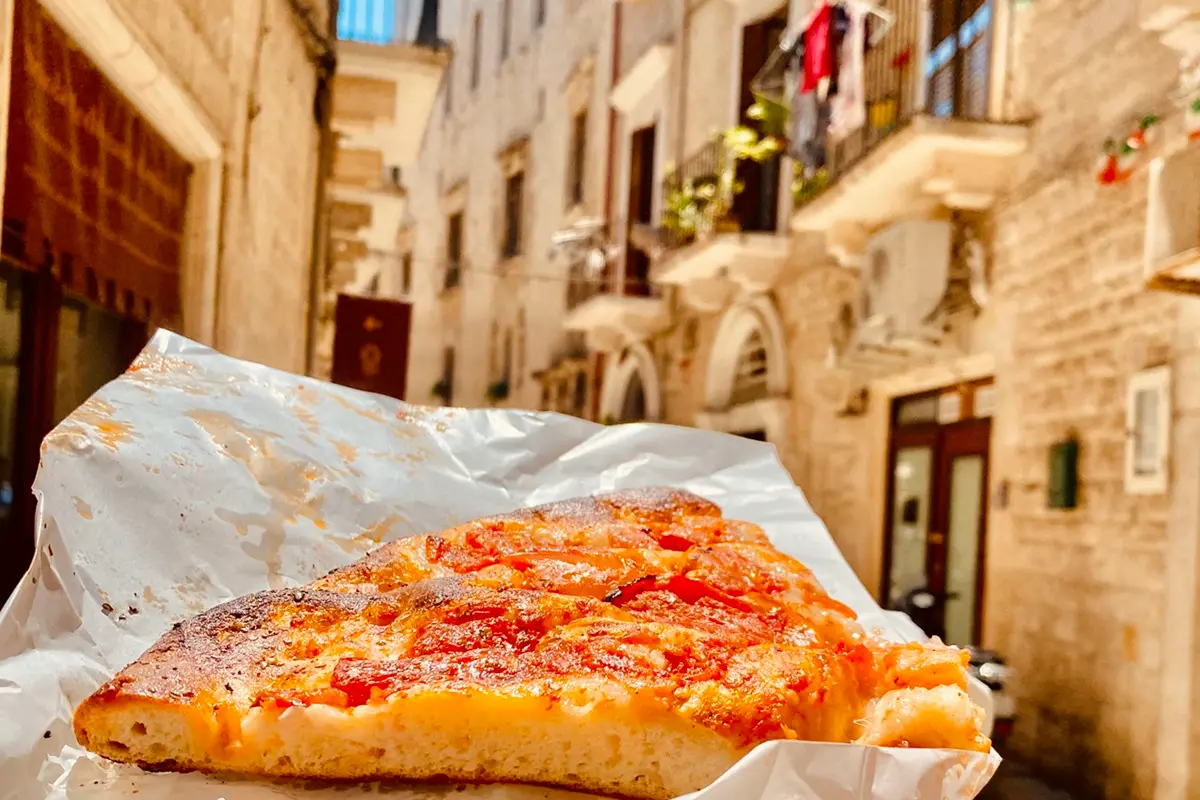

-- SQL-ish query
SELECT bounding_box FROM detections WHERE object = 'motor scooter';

[890,587,1017,751]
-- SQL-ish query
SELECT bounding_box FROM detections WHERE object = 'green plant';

[792,166,829,205]
[746,95,789,138]
[486,378,510,402]
[432,378,450,401]
[662,175,720,242]
[661,125,781,242]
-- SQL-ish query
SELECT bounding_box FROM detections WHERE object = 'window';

[534,0,546,27]
[470,11,482,90]
[502,171,524,259]
[501,0,512,61]
[445,212,463,289]
[730,329,769,406]
[567,110,587,207]
[400,252,412,294]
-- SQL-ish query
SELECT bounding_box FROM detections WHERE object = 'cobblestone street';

[981,762,1074,800]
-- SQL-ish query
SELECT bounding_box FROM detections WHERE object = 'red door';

[330,294,412,401]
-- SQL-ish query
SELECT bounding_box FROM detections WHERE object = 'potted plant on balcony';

[793,165,829,206]
[661,126,781,243]
[486,378,511,404]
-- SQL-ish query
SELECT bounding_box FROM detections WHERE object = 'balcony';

[789,0,1029,263]
[333,0,449,166]
[647,137,788,311]
[563,261,667,353]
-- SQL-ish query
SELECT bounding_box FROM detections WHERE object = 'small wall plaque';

[1048,438,1079,510]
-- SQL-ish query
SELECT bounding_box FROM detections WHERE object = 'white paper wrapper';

[0,331,999,800]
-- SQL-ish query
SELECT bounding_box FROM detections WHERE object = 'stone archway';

[600,342,661,423]
[704,294,788,411]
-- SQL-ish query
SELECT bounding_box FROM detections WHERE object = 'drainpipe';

[304,0,338,377]
[591,0,622,423]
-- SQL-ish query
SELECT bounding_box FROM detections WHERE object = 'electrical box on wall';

[1048,438,1079,510]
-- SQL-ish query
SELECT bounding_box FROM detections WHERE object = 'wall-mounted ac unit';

[1144,148,1200,295]
[857,219,952,347]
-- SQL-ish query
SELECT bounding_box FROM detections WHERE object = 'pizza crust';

[76,681,741,799]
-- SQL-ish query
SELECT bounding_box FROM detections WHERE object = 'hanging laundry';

[829,3,866,138]
[802,1,835,94]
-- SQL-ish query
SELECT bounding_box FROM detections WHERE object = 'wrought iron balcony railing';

[659,137,783,251]
[794,0,997,208]
[565,254,661,312]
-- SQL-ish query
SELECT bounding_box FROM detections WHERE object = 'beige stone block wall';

[658,3,1189,795]
[112,0,323,374]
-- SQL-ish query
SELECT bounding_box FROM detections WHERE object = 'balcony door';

[925,0,993,119]
[733,10,786,233]
[625,124,656,296]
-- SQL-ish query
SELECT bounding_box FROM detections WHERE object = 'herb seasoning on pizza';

[73,488,989,800]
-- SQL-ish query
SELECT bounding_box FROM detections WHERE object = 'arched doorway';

[619,369,646,422]
[600,342,661,423]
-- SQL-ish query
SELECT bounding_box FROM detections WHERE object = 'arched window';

[730,328,769,406]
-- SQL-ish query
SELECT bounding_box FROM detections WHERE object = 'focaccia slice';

[74,488,989,800]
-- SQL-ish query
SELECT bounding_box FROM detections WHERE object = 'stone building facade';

[403,0,623,411]
[405,0,1200,797]
[311,0,454,380]
[0,0,333,598]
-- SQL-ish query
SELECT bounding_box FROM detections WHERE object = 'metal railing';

[337,0,440,47]
[797,0,996,206]
[659,138,783,250]
[564,250,660,312]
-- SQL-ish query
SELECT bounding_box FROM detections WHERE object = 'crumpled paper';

[0,331,999,800]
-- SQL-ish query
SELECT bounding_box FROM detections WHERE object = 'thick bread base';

[74,688,742,800]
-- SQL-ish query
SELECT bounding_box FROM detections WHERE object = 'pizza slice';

[73,488,989,800]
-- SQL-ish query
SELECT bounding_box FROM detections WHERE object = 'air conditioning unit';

[858,220,952,346]
[1144,147,1200,293]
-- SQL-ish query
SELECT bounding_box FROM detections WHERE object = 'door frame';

[880,392,992,645]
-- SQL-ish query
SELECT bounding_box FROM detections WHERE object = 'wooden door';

[624,124,656,295]
[883,387,992,646]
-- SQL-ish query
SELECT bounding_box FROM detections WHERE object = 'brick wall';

[112,0,323,374]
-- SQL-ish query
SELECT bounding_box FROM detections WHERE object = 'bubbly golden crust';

[74,487,989,799]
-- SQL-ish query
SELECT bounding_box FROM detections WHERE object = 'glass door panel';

[54,298,142,427]
[887,445,934,608]
[943,454,985,646]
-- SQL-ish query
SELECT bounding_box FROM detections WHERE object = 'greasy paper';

[0,331,999,800]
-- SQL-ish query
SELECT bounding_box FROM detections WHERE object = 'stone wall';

[979,3,1179,796]
[112,0,325,374]
[654,1,1189,795]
